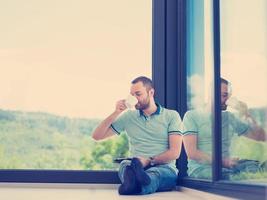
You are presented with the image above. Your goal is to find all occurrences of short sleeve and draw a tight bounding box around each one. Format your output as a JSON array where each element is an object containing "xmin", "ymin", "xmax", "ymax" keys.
[
  {"xmin": 182, "ymin": 111, "xmax": 198, "ymax": 135},
  {"xmin": 168, "ymin": 111, "xmax": 183, "ymax": 135},
  {"xmin": 110, "ymin": 111, "xmax": 129, "ymax": 135}
]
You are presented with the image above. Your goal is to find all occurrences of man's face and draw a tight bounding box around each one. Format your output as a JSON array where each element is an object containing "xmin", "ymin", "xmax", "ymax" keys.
[
  {"xmin": 221, "ymin": 82, "xmax": 231, "ymax": 110},
  {"xmin": 130, "ymin": 82, "xmax": 153, "ymax": 110}
]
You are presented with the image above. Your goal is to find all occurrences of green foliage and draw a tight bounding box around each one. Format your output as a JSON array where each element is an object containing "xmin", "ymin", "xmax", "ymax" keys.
[
  {"xmin": 230, "ymin": 171, "xmax": 267, "ymax": 182},
  {"xmin": 228, "ymin": 108, "xmax": 267, "ymax": 182},
  {"xmin": 2, "ymin": 107, "xmax": 265, "ymax": 183},
  {"xmin": 230, "ymin": 136, "xmax": 267, "ymax": 162},
  {"xmin": 0, "ymin": 109, "xmax": 129, "ymax": 170},
  {"xmin": 80, "ymin": 133, "xmax": 129, "ymax": 170}
]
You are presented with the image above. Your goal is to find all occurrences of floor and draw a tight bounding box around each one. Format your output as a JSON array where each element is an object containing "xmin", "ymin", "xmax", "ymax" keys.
[{"xmin": 0, "ymin": 184, "xmax": 236, "ymax": 200}]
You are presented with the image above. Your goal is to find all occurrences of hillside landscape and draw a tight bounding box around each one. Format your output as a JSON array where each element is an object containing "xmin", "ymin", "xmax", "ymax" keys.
[{"xmin": 0, "ymin": 109, "xmax": 129, "ymax": 170}]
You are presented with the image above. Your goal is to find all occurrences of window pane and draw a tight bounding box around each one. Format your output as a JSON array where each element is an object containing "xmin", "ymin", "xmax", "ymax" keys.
[
  {"xmin": 220, "ymin": 0, "xmax": 267, "ymax": 184},
  {"xmin": 0, "ymin": 0, "xmax": 151, "ymax": 170},
  {"xmin": 183, "ymin": 0, "xmax": 214, "ymax": 180}
]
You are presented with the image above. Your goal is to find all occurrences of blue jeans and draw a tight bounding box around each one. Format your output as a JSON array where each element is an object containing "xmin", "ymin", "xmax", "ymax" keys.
[
  {"xmin": 118, "ymin": 160, "xmax": 177, "ymax": 195},
  {"xmin": 189, "ymin": 159, "xmax": 261, "ymax": 179}
]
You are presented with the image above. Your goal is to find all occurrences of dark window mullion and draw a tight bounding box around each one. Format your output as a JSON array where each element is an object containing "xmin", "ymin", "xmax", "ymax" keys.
[
  {"xmin": 0, "ymin": 170, "xmax": 119, "ymax": 183},
  {"xmin": 212, "ymin": 0, "xmax": 222, "ymax": 182},
  {"xmin": 176, "ymin": 0, "xmax": 187, "ymax": 179},
  {"xmin": 152, "ymin": 0, "xmax": 166, "ymax": 105}
]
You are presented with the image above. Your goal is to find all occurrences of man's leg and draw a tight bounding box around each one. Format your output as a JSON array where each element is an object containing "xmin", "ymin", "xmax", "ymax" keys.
[
  {"xmin": 189, "ymin": 165, "xmax": 212, "ymax": 179},
  {"xmin": 118, "ymin": 160, "xmax": 131, "ymax": 182},
  {"xmin": 260, "ymin": 160, "xmax": 267, "ymax": 171},
  {"xmin": 189, "ymin": 165, "xmax": 235, "ymax": 180},
  {"xmin": 235, "ymin": 159, "xmax": 261, "ymax": 173},
  {"xmin": 131, "ymin": 157, "xmax": 151, "ymax": 185},
  {"xmin": 118, "ymin": 160, "xmax": 141, "ymax": 195},
  {"xmin": 139, "ymin": 165, "xmax": 177, "ymax": 195}
]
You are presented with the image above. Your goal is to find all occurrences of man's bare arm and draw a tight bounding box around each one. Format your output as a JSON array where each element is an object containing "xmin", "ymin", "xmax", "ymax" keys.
[
  {"xmin": 183, "ymin": 134, "xmax": 238, "ymax": 168},
  {"xmin": 243, "ymin": 114, "xmax": 266, "ymax": 141},
  {"xmin": 91, "ymin": 100, "xmax": 126, "ymax": 141},
  {"xmin": 138, "ymin": 134, "xmax": 183, "ymax": 167},
  {"xmin": 183, "ymin": 134, "xmax": 212, "ymax": 164}
]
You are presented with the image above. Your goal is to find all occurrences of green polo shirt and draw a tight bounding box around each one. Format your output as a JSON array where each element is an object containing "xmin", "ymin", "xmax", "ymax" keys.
[
  {"xmin": 183, "ymin": 108, "xmax": 251, "ymax": 177},
  {"xmin": 111, "ymin": 104, "xmax": 182, "ymax": 172}
]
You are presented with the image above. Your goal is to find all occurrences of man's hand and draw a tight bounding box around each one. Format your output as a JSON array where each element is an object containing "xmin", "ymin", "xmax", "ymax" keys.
[
  {"xmin": 226, "ymin": 97, "xmax": 248, "ymax": 116},
  {"xmin": 115, "ymin": 100, "xmax": 127, "ymax": 114},
  {"xmin": 237, "ymin": 101, "xmax": 249, "ymax": 116},
  {"xmin": 223, "ymin": 157, "xmax": 239, "ymax": 168},
  {"xmin": 136, "ymin": 157, "xmax": 151, "ymax": 167}
]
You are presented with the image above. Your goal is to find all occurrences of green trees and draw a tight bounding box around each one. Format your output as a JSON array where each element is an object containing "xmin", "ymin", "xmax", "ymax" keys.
[
  {"xmin": 80, "ymin": 133, "xmax": 129, "ymax": 170},
  {"xmin": 0, "ymin": 109, "xmax": 129, "ymax": 170}
]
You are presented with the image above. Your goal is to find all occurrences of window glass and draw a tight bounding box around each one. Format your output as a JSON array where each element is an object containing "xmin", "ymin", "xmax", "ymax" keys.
[
  {"xmin": 183, "ymin": 0, "xmax": 214, "ymax": 180},
  {"xmin": 220, "ymin": 0, "xmax": 267, "ymax": 184},
  {"xmin": 0, "ymin": 0, "xmax": 151, "ymax": 170}
]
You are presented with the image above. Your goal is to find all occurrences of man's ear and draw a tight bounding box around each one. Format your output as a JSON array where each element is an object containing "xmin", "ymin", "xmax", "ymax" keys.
[{"xmin": 149, "ymin": 88, "xmax": 155, "ymax": 96}]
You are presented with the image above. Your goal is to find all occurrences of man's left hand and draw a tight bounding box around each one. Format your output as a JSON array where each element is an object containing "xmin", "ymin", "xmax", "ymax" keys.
[{"xmin": 136, "ymin": 157, "xmax": 151, "ymax": 167}]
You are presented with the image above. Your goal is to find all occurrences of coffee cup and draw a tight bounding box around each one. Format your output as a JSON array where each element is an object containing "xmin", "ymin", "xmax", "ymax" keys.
[
  {"xmin": 226, "ymin": 97, "xmax": 240, "ymax": 110},
  {"xmin": 125, "ymin": 95, "xmax": 138, "ymax": 109},
  {"xmin": 226, "ymin": 97, "xmax": 248, "ymax": 115}
]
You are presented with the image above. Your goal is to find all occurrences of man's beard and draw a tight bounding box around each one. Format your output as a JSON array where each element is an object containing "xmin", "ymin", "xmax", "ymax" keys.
[
  {"xmin": 221, "ymin": 104, "xmax": 227, "ymax": 111},
  {"xmin": 135, "ymin": 98, "xmax": 150, "ymax": 111}
]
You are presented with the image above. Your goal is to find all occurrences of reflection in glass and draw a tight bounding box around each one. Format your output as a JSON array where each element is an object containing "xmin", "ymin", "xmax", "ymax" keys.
[
  {"xmin": 220, "ymin": 0, "xmax": 267, "ymax": 183},
  {"xmin": 183, "ymin": 0, "xmax": 214, "ymax": 180},
  {"xmin": 0, "ymin": 1, "xmax": 151, "ymax": 170}
]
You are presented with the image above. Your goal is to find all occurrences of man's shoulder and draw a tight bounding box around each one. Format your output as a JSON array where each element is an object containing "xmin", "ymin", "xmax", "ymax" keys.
[
  {"xmin": 125, "ymin": 110, "xmax": 139, "ymax": 117},
  {"xmin": 184, "ymin": 109, "xmax": 199, "ymax": 116},
  {"xmin": 222, "ymin": 111, "xmax": 246, "ymax": 124},
  {"xmin": 161, "ymin": 108, "xmax": 181, "ymax": 121},
  {"xmin": 117, "ymin": 110, "xmax": 138, "ymax": 120},
  {"xmin": 222, "ymin": 110, "xmax": 235, "ymax": 117},
  {"xmin": 184, "ymin": 108, "xmax": 209, "ymax": 120},
  {"xmin": 161, "ymin": 107, "xmax": 180, "ymax": 115}
]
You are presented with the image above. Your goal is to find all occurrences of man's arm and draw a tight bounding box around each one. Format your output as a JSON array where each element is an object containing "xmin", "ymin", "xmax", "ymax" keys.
[
  {"xmin": 231, "ymin": 101, "xmax": 266, "ymax": 141},
  {"xmin": 142, "ymin": 111, "xmax": 183, "ymax": 166},
  {"xmin": 151, "ymin": 134, "xmax": 183, "ymax": 164},
  {"xmin": 138, "ymin": 134, "xmax": 183, "ymax": 167},
  {"xmin": 91, "ymin": 100, "xmax": 126, "ymax": 141},
  {"xmin": 183, "ymin": 135, "xmax": 238, "ymax": 168},
  {"xmin": 243, "ymin": 114, "xmax": 266, "ymax": 141},
  {"xmin": 183, "ymin": 134, "xmax": 211, "ymax": 164}
]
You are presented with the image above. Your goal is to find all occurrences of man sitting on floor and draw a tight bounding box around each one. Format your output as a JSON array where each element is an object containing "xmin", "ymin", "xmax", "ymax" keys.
[{"xmin": 92, "ymin": 76, "xmax": 183, "ymax": 195}]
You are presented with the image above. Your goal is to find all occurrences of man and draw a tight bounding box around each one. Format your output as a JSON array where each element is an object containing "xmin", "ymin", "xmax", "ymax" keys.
[
  {"xmin": 183, "ymin": 78, "xmax": 266, "ymax": 179},
  {"xmin": 92, "ymin": 76, "xmax": 183, "ymax": 195}
]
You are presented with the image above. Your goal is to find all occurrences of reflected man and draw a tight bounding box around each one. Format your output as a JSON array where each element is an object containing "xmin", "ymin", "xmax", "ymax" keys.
[{"xmin": 183, "ymin": 78, "xmax": 266, "ymax": 179}]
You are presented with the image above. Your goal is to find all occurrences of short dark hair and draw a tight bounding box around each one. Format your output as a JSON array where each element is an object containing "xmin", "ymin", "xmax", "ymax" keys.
[
  {"xmin": 221, "ymin": 77, "xmax": 229, "ymax": 85},
  {"xmin": 221, "ymin": 77, "xmax": 232, "ymax": 94},
  {"xmin": 131, "ymin": 76, "xmax": 154, "ymax": 90}
]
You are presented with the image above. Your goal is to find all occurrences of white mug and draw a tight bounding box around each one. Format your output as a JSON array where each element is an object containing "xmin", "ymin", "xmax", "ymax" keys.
[
  {"xmin": 125, "ymin": 95, "xmax": 138, "ymax": 109},
  {"xmin": 226, "ymin": 97, "xmax": 248, "ymax": 115},
  {"xmin": 225, "ymin": 97, "xmax": 240, "ymax": 110}
]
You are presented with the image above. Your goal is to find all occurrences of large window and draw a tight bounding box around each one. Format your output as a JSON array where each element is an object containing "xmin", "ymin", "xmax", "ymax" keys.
[
  {"xmin": 0, "ymin": 1, "xmax": 266, "ymax": 198},
  {"xmin": 184, "ymin": 0, "xmax": 267, "ymax": 185},
  {"xmin": 220, "ymin": 0, "xmax": 267, "ymax": 184},
  {"xmin": 183, "ymin": 0, "xmax": 214, "ymax": 180},
  {"xmin": 181, "ymin": 0, "xmax": 266, "ymax": 198},
  {"xmin": 0, "ymin": 0, "xmax": 151, "ymax": 170}
]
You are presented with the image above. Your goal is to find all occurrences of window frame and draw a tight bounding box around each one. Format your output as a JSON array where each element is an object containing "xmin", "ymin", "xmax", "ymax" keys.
[
  {"xmin": 0, "ymin": 1, "xmax": 266, "ymax": 199},
  {"xmin": 178, "ymin": 0, "xmax": 267, "ymax": 199},
  {"xmin": 0, "ymin": 170, "xmax": 119, "ymax": 184}
]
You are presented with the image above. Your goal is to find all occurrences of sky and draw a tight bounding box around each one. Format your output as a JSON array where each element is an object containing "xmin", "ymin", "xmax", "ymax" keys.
[
  {"xmin": 220, "ymin": 0, "xmax": 267, "ymax": 108},
  {"xmin": 1, "ymin": 0, "xmax": 266, "ymax": 119},
  {"xmin": 188, "ymin": 0, "xmax": 267, "ymax": 109},
  {"xmin": 0, "ymin": 0, "xmax": 152, "ymax": 119}
]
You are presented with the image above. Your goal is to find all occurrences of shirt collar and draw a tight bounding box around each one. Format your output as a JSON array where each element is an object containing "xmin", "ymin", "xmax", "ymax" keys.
[{"xmin": 139, "ymin": 103, "xmax": 162, "ymax": 117}]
